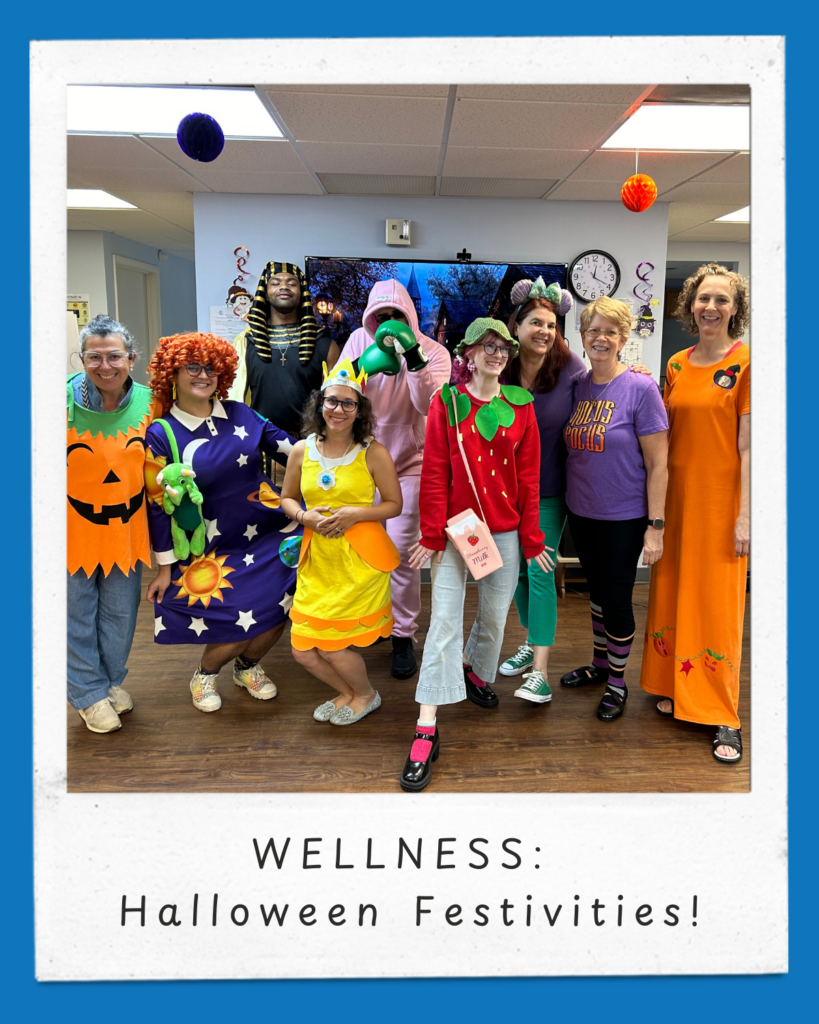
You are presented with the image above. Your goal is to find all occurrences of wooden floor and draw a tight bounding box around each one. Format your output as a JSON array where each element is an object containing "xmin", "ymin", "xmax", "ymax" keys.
[{"xmin": 67, "ymin": 576, "xmax": 750, "ymax": 793}]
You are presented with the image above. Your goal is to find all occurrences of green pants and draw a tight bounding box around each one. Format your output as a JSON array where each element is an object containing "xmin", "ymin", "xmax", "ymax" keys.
[{"xmin": 514, "ymin": 495, "xmax": 567, "ymax": 648}]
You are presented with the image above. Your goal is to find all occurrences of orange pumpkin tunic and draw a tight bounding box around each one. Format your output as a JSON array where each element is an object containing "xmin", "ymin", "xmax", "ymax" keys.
[
  {"xmin": 639, "ymin": 343, "xmax": 749, "ymax": 727},
  {"xmin": 67, "ymin": 375, "xmax": 162, "ymax": 578}
]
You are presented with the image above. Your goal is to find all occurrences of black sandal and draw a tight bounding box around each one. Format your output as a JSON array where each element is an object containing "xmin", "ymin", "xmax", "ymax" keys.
[
  {"xmin": 713, "ymin": 726, "xmax": 742, "ymax": 764},
  {"xmin": 560, "ymin": 665, "xmax": 609, "ymax": 688},
  {"xmin": 656, "ymin": 698, "xmax": 675, "ymax": 717},
  {"xmin": 597, "ymin": 684, "xmax": 628, "ymax": 721}
]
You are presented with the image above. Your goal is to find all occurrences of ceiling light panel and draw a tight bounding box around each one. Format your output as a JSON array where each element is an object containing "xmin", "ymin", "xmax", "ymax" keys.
[
  {"xmin": 67, "ymin": 86, "xmax": 283, "ymax": 139},
  {"xmin": 67, "ymin": 189, "xmax": 137, "ymax": 209},
  {"xmin": 715, "ymin": 206, "xmax": 750, "ymax": 222},
  {"xmin": 602, "ymin": 104, "xmax": 749, "ymax": 151}
]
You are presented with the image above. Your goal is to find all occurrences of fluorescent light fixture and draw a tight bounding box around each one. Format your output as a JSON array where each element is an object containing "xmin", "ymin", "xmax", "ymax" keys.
[
  {"xmin": 67, "ymin": 189, "xmax": 138, "ymax": 209},
  {"xmin": 602, "ymin": 104, "xmax": 749, "ymax": 151},
  {"xmin": 67, "ymin": 86, "xmax": 283, "ymax": 139},
  {"xmin": 715, "ymin": 206, "xmax": 750, "ymax": 222}
]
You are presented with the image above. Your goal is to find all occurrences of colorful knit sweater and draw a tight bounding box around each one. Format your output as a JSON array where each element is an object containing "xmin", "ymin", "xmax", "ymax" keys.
[{"xmin": 419, "ymin": 384, "xmax": 544, "ymax": 559}]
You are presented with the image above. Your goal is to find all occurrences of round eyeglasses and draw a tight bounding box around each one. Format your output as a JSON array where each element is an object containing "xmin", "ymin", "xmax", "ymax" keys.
[
  {"xmin": 479, "ymin": 342, "xmax": 512, "ymax": 358},
  {"xmin": 82, "ymin": 351, "xmax": 130, "ymax": 368},
  {"xmin": 322, "ymin": 396, "xmax": 359, "ymax": 413},
  {"xmin": 183, "ymin": 362, "xmax": 218, "ymax": 378},
  {"xmin": 584, "ymin": 329, "xmax": 621, "ymax": 341}
]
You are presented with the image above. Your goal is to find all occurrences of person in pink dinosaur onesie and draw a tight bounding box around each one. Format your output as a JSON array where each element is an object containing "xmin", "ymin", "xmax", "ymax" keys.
[{"xmin": 343, "ymin": 278, "xmax": 451, "ymax": 679}]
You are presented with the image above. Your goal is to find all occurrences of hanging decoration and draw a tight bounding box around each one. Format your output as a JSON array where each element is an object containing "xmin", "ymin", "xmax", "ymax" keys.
[
  {"xmin": 621, "ymin": 150, "xmax": 657, "ymax": 213},
  {"xmin": 176, "ymin": 112, "xmax": 225, "ymax": 162},
  {"xmin": 633, "ymin": 262, "xmax": 656, "ymax": 337}
]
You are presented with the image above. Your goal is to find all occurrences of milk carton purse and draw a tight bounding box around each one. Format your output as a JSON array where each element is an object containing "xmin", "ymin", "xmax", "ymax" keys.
[{"xmin": 444, "ymin": 425, "xmax": 503, "ymax": 580}]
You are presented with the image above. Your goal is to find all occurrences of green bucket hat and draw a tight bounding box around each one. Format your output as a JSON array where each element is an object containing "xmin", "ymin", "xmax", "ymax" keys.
[{"xmin": 454, "ymin": 317, "xmax": 519, "ymax": 358}]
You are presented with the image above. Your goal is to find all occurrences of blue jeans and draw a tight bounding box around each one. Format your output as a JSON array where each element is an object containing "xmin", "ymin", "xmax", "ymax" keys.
[{"xmin": 66, "ymin": 564, "xmax": 143, "ymax": 710}]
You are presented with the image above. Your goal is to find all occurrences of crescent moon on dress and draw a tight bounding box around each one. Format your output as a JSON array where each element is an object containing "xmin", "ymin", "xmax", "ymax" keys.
[
  {"xmin": 182, "ymin": 438, "xmax": 209, "ymax": 465},
  {"xmin": 279, "ymin": 519, "xmax": 299, "ymax": 534}
]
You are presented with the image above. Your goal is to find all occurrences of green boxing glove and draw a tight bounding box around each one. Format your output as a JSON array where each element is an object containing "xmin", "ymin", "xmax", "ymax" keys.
[
  {"xmin": 374, "ymin": 320, "xmax": 430, "ymax": 373},
  {"xmin": 353, "ymin": 340, "xmax": 402, "ymax": 379}
]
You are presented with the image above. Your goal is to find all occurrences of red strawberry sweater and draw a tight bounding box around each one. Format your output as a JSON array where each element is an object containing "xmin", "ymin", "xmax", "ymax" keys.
[{"xmin": 419, "ymin": 383, "xmax": 545, "ymax": 559}]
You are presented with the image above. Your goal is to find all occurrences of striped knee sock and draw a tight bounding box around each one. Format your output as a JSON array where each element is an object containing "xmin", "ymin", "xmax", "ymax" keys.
[
  {"xmin": 606, "ymin": 631, "xmax": 635, "ymax": 688},
  {"xmin": 590, "ymin": 602, "xmax": 608, "ymax": 671}
]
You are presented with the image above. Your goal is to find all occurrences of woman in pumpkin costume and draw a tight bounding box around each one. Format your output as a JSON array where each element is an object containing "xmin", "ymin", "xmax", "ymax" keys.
[
  {"xmin": 144, "ymin": 333, "xmax": 299, "ymax": 713},
  {"xmin": 67, "ymin": 315, "xmax": 162, "ymax": 734},
  {"xmin": 402, "ymin": 319, "xmax": 551, "ymax": 792},
  {"xmin": 279, "ymin": 359, "xmax": 403, "ymax": 725},
  {"xmin": 639, "ymin": 265, "xmax": 750, "ymax": 764}
]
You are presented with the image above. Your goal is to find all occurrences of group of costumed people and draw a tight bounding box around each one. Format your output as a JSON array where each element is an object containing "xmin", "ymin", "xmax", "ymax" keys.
[{"xmin": 66, "ymin": 258, "xmax": 750, "ymax": 791}]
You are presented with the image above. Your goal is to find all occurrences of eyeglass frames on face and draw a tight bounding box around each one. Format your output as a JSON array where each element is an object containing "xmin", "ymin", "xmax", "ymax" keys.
[
  {"xmin": 584, "ymin": 329, "xmax": 621, "ymax": 341},
  {"xmin": 479, "ymin": 342, "xmax": 512, "ymax": 358},
  {"xmin": 183, "ymin": 363, "xmax": 218, "ymax": 378},
  {"xmin": 82, "ymin": 351, "xmax": 130, "ymax": 368},
  {"xmin": 322, "ymin": 396, "xmax": 359, "ymax": 413}
]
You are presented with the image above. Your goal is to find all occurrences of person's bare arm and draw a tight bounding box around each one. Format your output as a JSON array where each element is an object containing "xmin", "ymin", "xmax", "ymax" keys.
[
  {"xmin": 638, "ymin": 429, "xmax": 669, "ymax": 566},
  {"xmin": 735, "ymin": 413, "xmax": 750, "ymax": 558}
]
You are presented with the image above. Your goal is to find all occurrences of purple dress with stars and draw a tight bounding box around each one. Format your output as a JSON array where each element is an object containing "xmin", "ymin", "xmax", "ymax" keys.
[{"xmin": 145, "ymin": 399, "xmax": 300, "ymax": 644}]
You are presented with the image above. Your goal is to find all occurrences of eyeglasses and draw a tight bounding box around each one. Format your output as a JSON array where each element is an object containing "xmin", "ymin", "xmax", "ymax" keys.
[
  {"xmin": 584, "ymin": 329, "xmax": 621, "ymax": 340},
  {"xmin": 82, "ymin": 351, "xmax": 130, "ymax": 368},
  {"xmin": 183, "ymin": 362, "xmax": 218, "ymax": 378},
  {"xmin": 322, "ymin": 396, "xmax": 359, "ymax": 413},
  {"xmin": 480, "ymin": 342, "xmax": 512, "ymax": 358}
]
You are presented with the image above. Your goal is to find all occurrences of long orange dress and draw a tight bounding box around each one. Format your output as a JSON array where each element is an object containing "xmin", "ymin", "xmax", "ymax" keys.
[{"xmin": 639, "ymin": 342, "xmax": 750, "ymax": 728}]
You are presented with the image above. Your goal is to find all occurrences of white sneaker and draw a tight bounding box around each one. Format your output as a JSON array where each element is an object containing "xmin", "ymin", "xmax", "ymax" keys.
[
  {"xmin": 233, "ymin": 661, "xmax": 277, "ymax": 700},
  {"xmin": 108, "ymin": 685, "xmax": 133, "ymax": 714},
  {"xmin": 79, "ymin": 698, "xmax": 122, "ymax": 733},
  {"xmin": 190, "ymin": 667, "xmax": 222, "ymax": 712},
  {"xmin": 499, "ymin": 644, "xmax": 534, "ymax": 676}
]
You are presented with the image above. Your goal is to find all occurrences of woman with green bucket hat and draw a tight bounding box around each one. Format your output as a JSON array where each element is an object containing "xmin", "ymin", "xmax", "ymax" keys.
[{"xmin": 400, "ymin": 318, "xmax": 553, "ymax": 792}]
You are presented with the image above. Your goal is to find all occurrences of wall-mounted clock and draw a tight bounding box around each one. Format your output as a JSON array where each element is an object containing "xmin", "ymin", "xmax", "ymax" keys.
[{"xmin": 568, "ymin": 250, "xmax": 620, "ymax": 302}]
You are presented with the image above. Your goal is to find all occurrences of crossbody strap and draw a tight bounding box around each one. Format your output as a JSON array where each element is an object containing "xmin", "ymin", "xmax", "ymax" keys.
[
  {"xmin": 452, "ymin": 413, "xmax": 490, "ymax": 525},
  {"xmin": 153, "ymin": 418, "xmax": 181, "ymax": 464}
]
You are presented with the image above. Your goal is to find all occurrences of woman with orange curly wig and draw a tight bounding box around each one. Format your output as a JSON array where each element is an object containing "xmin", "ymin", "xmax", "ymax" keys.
[{"xmin": 143, "ymin": 332, "xmax": 300, "ymax": 714}]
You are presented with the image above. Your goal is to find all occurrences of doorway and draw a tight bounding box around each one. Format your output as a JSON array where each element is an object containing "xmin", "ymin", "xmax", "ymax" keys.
[{"xmin": 113, "ymin": 256, "xmax": 161, "ymax": 368}]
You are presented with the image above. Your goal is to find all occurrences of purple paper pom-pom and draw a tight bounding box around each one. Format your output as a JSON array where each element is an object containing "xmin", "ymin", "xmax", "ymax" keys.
[
  {"xmin": 176, "ymin": 112, "xmax": 225, "ymax": 162},
  {"xmin": 510, "ymin": 279, "xmax": 534, "ymax": 306}
]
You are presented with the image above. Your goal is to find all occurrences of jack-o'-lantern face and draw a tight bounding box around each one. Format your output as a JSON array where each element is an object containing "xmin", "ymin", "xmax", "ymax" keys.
[
  {"xmin": 144, "ymin": 446, "xmax": 168, "ymax": 505},
  {"xmin": 653, "ymin": 637, "xmax": 671, "ymax": 657},
  {"xmin": 703, "ymin": 650, "xmax": 725, "ymax": 676},
  {"xmin": 67, "ymin": 432, "xmax": 146, "ymax": 526}
]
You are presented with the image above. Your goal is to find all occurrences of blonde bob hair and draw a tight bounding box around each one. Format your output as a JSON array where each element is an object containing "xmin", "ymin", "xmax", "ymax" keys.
[
  {"xmin": 674, "ymin": 263, "xmax": 749, "ymax": 339},
  {"xmin": 579, "ymin": 296, "xmax": 633, "ymax": 339}
]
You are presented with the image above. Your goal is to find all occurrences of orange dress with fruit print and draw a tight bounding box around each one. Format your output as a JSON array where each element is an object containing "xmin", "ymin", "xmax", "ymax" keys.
[{"xmin": 639, "ymin": 342, "xmax": 749, "ymax": 728}]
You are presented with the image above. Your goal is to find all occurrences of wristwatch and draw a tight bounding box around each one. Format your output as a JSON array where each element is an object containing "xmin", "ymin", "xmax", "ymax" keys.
[{"xmin": 647, "ymin": 518, "xmax": 665, "ymax": 529}]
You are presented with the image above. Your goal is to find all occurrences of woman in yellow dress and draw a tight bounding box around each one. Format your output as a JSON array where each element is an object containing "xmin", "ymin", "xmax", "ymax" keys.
[{"xmin": 280, "ymin": 358, "xmax": 403, "ymax": 724}]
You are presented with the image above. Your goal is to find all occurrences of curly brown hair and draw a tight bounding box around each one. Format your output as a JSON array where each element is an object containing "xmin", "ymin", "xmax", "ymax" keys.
[
  {"xmin": 505, "ymin": 298, "xmax": 572, "ymax": 394},
  {"xmin": 300, "ymin": 389, "xmax": 377, "ymax": 445},
  {"xmin": 146, "ymin": 332, "xmax": 239, "ymax": 414},
  {"xmin": 675, "ymin": 263, "xmax": 749, "ymax": 339}
]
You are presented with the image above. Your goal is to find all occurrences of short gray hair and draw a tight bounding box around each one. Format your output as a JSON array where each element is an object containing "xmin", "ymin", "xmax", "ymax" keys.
[{"xmin": 79, "ymin": 314, "xmax": 136, "ymax": 357}]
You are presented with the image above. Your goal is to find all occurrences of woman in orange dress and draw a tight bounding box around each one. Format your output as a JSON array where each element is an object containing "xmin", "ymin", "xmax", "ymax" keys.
[{"xmin": 639, "ymin": 264, "xmax": 750, "ymax": 763}]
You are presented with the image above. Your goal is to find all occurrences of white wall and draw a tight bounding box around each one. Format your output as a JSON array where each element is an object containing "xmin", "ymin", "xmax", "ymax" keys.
[
  {"xmin": 667, "ymin": 241, "xmax": 749, "ymax": 283},
  {"xmin": 67, "ymin": 231, "xmax": 108, "ymax": 321},
  {"xmin": 193, "ymin": 194, "xmax": 671, "ymax": 379}
]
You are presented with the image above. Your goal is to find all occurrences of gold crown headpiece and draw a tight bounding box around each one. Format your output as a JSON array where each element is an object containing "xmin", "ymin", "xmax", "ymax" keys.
[{"xmin": 321, "ymin": 357, "xmax": 367, "ymax": 395}]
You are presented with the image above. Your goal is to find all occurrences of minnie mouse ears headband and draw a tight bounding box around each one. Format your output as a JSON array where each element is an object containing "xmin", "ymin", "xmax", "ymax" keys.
[{"xmin": 510, "ymin": 276, "xmax": 573, "ymax": 317}]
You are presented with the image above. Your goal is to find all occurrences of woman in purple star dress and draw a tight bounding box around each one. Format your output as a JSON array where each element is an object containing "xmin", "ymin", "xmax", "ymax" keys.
[{"xmin": 144, "ymin": 332, "xmax": 300, "ymax": 713}]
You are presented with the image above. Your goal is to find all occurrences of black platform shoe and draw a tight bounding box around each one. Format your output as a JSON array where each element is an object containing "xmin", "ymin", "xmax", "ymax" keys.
[
  {"xmin": 596, "ymin": 683, "xmax": 628, "ymax": 721},
  {"xmin": 463, "ymin": 665, "xmax": 499, "ymax": 708},
  {"xmin": 400, "ymin": 727, "xmax": 440, "ymax": 792},
  {"xmin": 391, "ymin": 636, "xmax": 417, "ymax": 679}
]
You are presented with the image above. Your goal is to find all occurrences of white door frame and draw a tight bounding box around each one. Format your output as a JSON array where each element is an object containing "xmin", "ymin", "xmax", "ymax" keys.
[{"xmin": 112, "ymin": 255, "xmax": 162, "ymax": 356}]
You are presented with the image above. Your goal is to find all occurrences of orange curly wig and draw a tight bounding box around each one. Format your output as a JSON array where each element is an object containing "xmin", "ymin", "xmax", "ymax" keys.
[{"xmin": 146, "ymin": 332, "xmax": 239, "ymax": 414}]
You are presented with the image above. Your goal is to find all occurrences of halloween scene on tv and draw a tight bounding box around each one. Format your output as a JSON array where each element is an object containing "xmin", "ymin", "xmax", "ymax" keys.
[{"xmin": 65, "ymin": 83, "xmax": 750, "ymax": 793}]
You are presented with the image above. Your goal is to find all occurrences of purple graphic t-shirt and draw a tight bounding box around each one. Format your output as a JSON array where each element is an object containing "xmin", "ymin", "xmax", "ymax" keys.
[{"xmin": 564, "ymin": 369, "xmax": 668, "ymax": 520}]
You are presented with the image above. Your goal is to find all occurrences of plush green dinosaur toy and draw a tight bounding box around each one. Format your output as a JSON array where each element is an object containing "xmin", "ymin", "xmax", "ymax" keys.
[{"xmin": 153, "ymin": 419, "xmax": 206, "ymax": 561}]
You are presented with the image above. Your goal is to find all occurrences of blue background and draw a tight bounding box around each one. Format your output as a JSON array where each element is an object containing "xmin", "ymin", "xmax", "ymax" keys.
[{"xmin": 6, "ymin": 3, "xmax": 811, "ymax": 1019}]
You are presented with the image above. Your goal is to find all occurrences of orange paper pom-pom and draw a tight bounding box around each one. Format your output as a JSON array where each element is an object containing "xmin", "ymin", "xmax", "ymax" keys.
[{"xmin": 621, "ymin": 173, "xmax": 658, "ymax": 213}]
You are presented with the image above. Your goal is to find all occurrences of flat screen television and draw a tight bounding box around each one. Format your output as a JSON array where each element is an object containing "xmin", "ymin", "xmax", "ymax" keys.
[{"xmin": 305, "ymin": 257, "xmax": 567, "ymax": 353}]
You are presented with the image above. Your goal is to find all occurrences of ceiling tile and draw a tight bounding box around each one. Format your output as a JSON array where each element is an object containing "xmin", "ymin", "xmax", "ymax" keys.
[
  {"xmin": 262, "ymin": 84, "xmax": 450, "ymax": 97},
  {"xmin": 66, "ymin": 209, "xmax": 194, "ymax": 246},
  {"xmin": 546, "ymin": 180, "xmax": 625, "ymax": 201},
  {"xmin": 691, "ymin": 152, "xmax": 750, "ymax": 183},
  {"xmin": 667, "ymin": 202, "xmax": 746, "ymax": 233},
  {"xmin": 569, "ymin": 150, "xmax": 734, "ymax": 189},
  {"xmin": 456, "ymin": 85, "xmax": 649, "ymax": 104},
  {"xmin": 299, "ymin": 142, "xmax": 439, "ymax": 175},
  {"xmin": 440, "ymin": 177, "xmax": 557, "ymax": 198},
  {"xmin": 669, "ymin": 222, "xmax": 750, "ymax": 242},
  {"xmin": 448, "ymin": 98, "xmax": 633, "ymax": 149},
  {"xmin": 190, "ymin": 171, "xmax": 324, "ymax": 194},
  {"xmin": 266, "ymin": 91, "xmax": 447, "ymax": 145},
  {"xmin": 68, "ymin": 134, "xmax": 206, "ymax": 191},
  {"xmin": 148, "ymin": 137, "xmax": 306, "ymax": 175},
  {"xmin": 443, "ymin": 146, "xmax": 585, "ymax": 179},
  {"xmin": 660, "ymin": 181, "xmax": 749, "ymax": 205},
  {"xmin": 110, "ymin": 191, "xmax": 194, "ymax": 230},
  {"xmin": 318, "ymin": 173, "xmax": 435, "ymax": 196}
]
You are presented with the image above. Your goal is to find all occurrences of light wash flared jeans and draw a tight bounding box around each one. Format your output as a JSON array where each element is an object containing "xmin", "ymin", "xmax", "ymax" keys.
[{"xmin": 415, "ymin": 531, "xmax": 520, "ymax": 707}]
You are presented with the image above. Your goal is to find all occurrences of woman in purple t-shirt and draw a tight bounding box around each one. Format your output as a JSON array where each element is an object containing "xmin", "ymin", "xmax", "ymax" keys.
[{"xmin": 562, "ymin": 296, "xmax": 668, "ymax": 722}]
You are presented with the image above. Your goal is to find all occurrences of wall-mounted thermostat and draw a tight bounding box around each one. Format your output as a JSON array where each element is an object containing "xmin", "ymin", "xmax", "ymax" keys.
[{"xmin": 386, "ymin": 219, "xmax": 412, "ymax": 246}]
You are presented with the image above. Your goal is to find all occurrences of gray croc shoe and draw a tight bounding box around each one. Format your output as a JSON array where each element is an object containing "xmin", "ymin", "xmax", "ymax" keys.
[
  {"xmin": 330, "ymin": 691, "xmax": 381, "ymax": 726},
  {"xmin": 313, "ymin": 700, "xmax": 339, "ymax": 722}
]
